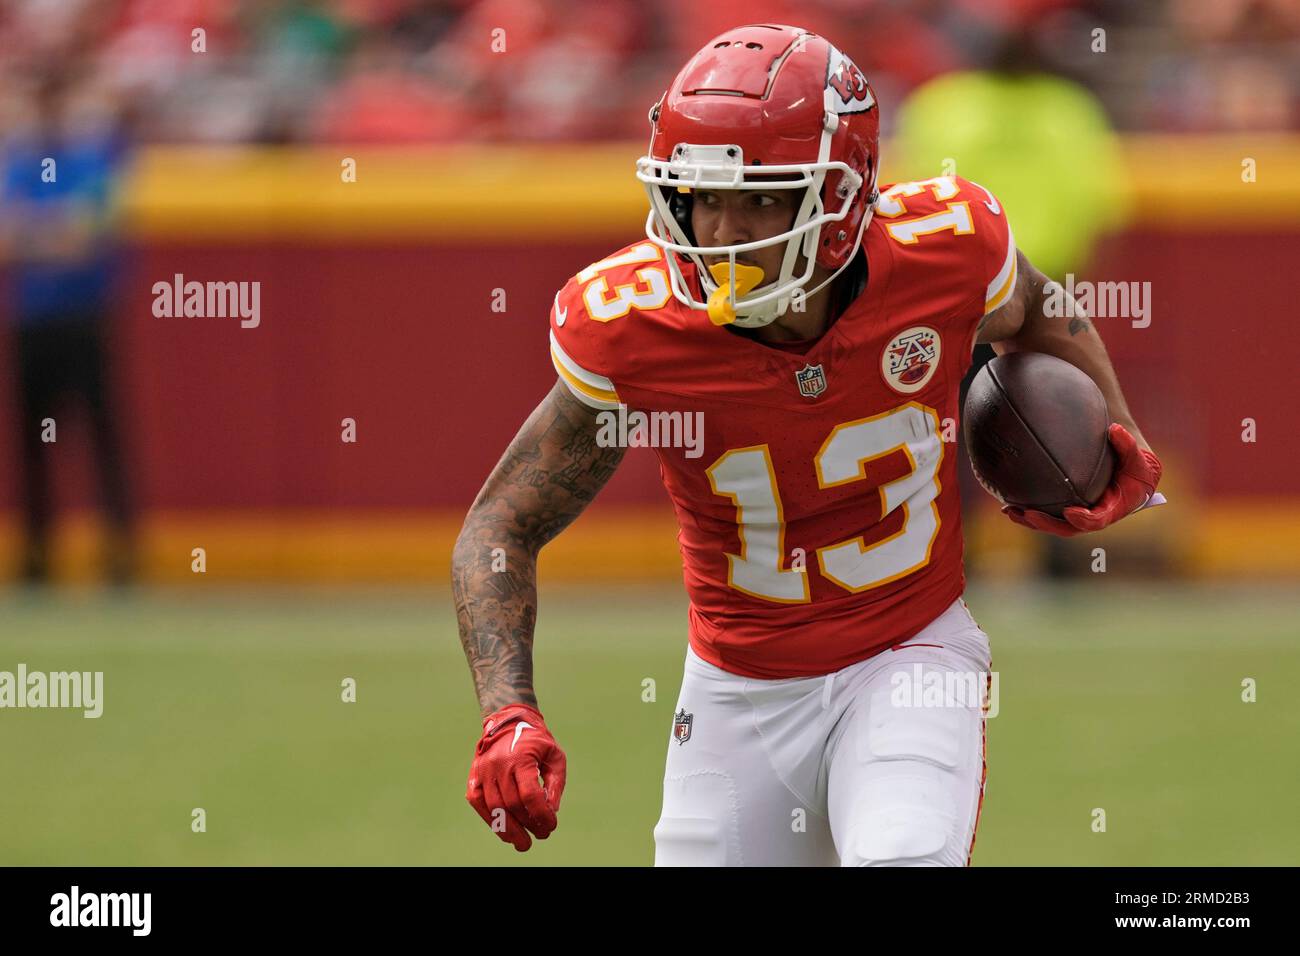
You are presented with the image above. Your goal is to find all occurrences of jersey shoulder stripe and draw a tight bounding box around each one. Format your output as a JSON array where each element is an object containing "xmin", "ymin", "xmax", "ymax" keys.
[
  {"xmin": 549, "ymin": 327, "xmax": 621, "ymax": 409},
  {"xmin": 984, "ymin": 220, "xmax": 1017, "ymax": 314}
]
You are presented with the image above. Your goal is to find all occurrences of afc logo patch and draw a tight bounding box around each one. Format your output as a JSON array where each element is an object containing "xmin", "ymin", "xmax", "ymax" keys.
[
  {"xmin": 672, "ymin": 708, "xmax": 693, "ymax": 745},
  {"xmin": 795, "ymin": 363, "xmax": 827, "ymax": 399},
  {"xmin": 882, "ymin": 326, "xmax": 941, "ymax": 394}
]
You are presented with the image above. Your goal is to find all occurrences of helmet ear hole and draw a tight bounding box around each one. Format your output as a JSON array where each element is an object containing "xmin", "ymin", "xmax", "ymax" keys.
[{"xmin": 667, "ymin": 187, "xmax": 697, "ymax": 244}]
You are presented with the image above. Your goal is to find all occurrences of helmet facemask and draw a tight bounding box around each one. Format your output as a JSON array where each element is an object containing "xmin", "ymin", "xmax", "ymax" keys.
[{"xmin": 638, "ymin": 138, "xmax": 865, "ymax": 328}]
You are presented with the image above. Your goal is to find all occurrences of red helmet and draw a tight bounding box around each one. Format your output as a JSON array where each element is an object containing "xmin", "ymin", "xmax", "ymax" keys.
[{"xmin": 636, "ymin": 24, "xmax": 880, "ymax": 327}]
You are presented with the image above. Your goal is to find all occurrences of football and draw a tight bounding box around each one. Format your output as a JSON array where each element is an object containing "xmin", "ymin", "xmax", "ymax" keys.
[{"xmin": 962, "ymin": 352, "xmax": 1115, "ymax": 517}]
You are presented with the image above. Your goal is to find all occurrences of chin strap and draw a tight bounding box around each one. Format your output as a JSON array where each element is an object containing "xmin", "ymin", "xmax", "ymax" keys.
[
  {"xmin": 756, "ymin": 203, "xmax": 874, "ymax": 323},
  {"xmin": 793, "ymin": 204, "xmax": 874, "ymax": 307}
]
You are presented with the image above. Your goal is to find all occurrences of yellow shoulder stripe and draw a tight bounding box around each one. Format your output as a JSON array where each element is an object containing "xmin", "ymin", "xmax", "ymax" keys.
[{"xmin": 550, "ymin": 345, "xmax": 620, "ymax": 406}]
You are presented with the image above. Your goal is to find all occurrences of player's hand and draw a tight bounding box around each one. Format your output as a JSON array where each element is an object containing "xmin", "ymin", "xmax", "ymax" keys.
[
  {"xmin": 1002, "ymin": 424, "xmax": 1163, "ymax": 537},
  {"xmin": 465, "ymin": 703, "xmax": 566, "ymax": 852}
]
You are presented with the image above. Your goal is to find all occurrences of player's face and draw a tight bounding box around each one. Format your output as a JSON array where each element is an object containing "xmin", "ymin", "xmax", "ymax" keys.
[{"xmin": 691, "ymin": 187, "xmax": 802, "ymax": 286}]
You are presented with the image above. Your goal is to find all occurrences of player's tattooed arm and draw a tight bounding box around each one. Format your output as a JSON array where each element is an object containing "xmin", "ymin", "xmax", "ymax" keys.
[
  {"xmin": 975, "ymin": 248, "xmax": 1150, "ymax": 451},
  {"xmin": 452, "ymin": 380, "xmax": 626, "ymax": 718}
]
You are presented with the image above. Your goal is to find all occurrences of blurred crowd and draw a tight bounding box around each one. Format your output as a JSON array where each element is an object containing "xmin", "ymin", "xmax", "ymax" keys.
[{"xmin": 0, "ymin": 0, "xmax": 1297, "ymax": 145}]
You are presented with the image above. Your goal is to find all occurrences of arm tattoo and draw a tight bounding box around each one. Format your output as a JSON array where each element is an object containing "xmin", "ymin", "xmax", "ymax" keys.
[
  {"xmin": 1023, "ymin": 255, "xmax": 1092, "ymax": 337},
  {"xmin": 452, "ymin": 382, "xmax": 626, "ymax": 718}
]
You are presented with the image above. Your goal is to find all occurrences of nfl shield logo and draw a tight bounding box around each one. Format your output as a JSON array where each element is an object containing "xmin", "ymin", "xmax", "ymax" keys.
[
  {"xmin": 795, "ymin": 363, "xmax": 827, "ymax": 398},
  {"xmin": 672, "ymin": 708, "xmax": 693, "ymax": 745}
]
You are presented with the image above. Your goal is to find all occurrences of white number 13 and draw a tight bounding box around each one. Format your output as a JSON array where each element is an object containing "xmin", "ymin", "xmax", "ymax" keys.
[{"xmin": 706, "ymin": 403, "xmax": 943, "ymax": 603}]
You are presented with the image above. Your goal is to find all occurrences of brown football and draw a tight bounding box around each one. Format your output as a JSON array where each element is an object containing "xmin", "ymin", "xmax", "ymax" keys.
[{"xmin": 962, "ymin": 352, "xmax": 1115, "ymax": 517}]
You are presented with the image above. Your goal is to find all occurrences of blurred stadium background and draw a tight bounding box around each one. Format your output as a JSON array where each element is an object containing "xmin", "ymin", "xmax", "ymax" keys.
[{"xmin": 0, "ymin": 0, "xmax": 1297, "ymax": 865}]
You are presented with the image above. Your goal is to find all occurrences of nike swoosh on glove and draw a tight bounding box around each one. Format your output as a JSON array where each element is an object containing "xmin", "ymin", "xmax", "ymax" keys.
[
  {"xmin": 466, "ymin": 703, "xmax": 566, "ymax": 852},
  {"xmin": 1002, "ymin": 423, "xmax": 1163, "ymax": 538}
]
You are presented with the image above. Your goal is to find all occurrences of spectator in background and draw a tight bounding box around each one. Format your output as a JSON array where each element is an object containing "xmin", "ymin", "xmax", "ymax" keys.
[
  {"xmin": 0, "ymin": 70, "xmax": 136, "ymax": 586},
  {"xmin": 1148, "ymin": 0, "xmax": 1300, "ymax": 131},
  {"xmin": 314, "ymin": 26, "xmax": 477, "ymax": 142},
  {"xmin": 894, "ymin": 26, "xmax": 1128, "ymax": 278}
]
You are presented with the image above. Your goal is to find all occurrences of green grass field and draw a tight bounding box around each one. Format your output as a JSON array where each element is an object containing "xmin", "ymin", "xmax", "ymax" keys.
[{"xmin": 1, "ymin": 580, "xmax": 1296, "ymax": 866}]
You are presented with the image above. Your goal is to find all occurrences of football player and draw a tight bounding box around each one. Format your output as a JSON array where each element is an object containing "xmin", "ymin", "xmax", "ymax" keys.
[{"xmin": 454, "ymin": 23, "xmax": 1163, "ymax": 865}]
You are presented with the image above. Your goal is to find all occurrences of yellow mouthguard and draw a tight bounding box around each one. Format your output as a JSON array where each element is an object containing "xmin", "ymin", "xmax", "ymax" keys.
[{"xmin": 706, "ymin": 261, "xmax": 765, "ymax": 326}]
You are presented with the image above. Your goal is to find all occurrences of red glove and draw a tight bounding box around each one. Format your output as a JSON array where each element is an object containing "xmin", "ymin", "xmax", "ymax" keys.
[
  {"xmin": 466, "ymin": 703, "xmax": 566, "ymax": 852},
  {"xmin": 1002, "ymin": 423, "xmax": 1163, "ymax": 537}
]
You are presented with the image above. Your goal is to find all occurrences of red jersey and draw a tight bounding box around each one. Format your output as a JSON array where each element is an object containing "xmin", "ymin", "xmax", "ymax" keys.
[{"xmin": 548, "ymin": 176, "xmax": 1018, "ymax": 678}]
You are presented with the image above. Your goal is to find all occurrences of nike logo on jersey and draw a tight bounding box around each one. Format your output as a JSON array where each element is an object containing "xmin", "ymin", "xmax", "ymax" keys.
[
  {"xmin": 554, "ymin": 293, "xmax": 567, "ymax": 326},
  {"xmin": 511, "ymin": 721, "xmax": 533, "ymax": 752},
  {"xmin": 976, "ymin": 183, "xmax": 1001, "ymax": 214}
]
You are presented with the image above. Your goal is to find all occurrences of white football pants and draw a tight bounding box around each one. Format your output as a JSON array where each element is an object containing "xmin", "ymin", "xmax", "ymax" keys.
[{"xmin": 654, "ymin": 596, "xmax": 992, "ymax": 866}]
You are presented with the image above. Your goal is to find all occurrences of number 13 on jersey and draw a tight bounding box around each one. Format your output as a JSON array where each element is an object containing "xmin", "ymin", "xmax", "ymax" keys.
[{"xmin": 706, "ymin": 403, "xmax": 944, "ymax": 603}]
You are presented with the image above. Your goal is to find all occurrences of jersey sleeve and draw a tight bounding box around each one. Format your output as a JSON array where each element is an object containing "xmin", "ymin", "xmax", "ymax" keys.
[
  {"xmin": 547, "ymin": 271, "xmax": 624, "ymax": 411},
  {"xmin": 958, "ymin": 177, "xmax": 1018, "ymax": 316}
]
